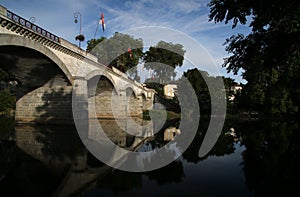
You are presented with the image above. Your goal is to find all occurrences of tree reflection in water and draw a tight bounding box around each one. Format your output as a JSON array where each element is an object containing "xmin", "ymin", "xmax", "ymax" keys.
[
  {"xmin": 0, "ymin": 116, "xmax": 299, "ymax": 196},
  {"xmin": 240, "ymin": 120, "xmax": 300, "ymax": 196},
  {"xmin": 94, "ymin": 119, "xmax": 300, "ymax": 196}
]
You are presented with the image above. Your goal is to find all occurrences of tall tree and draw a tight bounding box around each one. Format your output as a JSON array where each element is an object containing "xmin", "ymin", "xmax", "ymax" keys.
[
  {"xmin": 208, "ymin": 0, "xmax": 300, "ymax": 115},
  {"xmin": 143, "ymin": 41, "xmax": 185, "ymax": 83},
  {"xmin": 86, "ymin": 32, "xmax": 143, "ymax": 73},
  {"xmin": 183, "ymin": 68, "xmax": 211, "ymax": 115},
  {"xmin": 0, "ymin": 67, "xmax": 15, "ymax": 114},
  {"xmin": 86, "ymin": 37, "xmax": 106, "ymax": 53}
]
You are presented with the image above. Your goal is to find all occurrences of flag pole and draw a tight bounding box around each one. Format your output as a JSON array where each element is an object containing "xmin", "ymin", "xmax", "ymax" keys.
[{"xmin": 93, "ymin": 18, "xmax": 100, "ymax": 39}]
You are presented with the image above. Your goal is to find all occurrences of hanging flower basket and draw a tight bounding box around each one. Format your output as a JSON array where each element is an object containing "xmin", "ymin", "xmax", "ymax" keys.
[{"xmin": 75, "ymin": 34, "xmax": 85, "ymax": 41}]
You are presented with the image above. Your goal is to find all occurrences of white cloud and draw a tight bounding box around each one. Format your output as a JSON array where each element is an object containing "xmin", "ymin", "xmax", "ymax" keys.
[
  {"xmin": 0, "ymin": 0, "xmax": 249, "ymax": 83},
  {"xmin": 165, "ymin": 0, "xmax": 204, "ymax": 14}
]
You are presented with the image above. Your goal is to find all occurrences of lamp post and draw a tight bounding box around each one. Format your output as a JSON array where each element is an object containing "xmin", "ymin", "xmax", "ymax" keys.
[{"xmin": 74, "ymin": 12, "xmax": 84, "ymax": 48}]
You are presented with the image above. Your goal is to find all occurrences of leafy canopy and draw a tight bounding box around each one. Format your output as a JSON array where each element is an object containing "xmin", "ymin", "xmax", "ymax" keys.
[
  {"xmin": 208, "ymin": 0, "xmax": 300, "ymax": 115},
  {"xmin": 87, "ymin": 36, "xmax": 186, "ymax": 83},
  {"xmin": 86, "ymin": 32, "xmax": 143, "ymax": 73},
  {"xmin": 143, "ymin": 41, "xmax": 185, "ymax": 83}
]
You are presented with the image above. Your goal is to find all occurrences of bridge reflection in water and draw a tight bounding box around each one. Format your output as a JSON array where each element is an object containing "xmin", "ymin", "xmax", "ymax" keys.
[
  {"xmin": 13, "ymin": 118, "xmax": 154, "ymax": 196},
  {"xmin": 3, "ymin": 119, "xmax": 299, "ymax": 196}
]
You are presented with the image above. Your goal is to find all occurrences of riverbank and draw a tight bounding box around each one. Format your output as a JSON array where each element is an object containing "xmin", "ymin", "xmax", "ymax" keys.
[{"xmin": 143, "ymin": 110, "xmax": 180, "ymax": 121}]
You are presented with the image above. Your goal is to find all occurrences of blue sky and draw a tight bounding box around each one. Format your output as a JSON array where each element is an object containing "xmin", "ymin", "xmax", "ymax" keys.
[{"xmin": 1, "ymin": 0, "xmax": 250, "ymax": 83}]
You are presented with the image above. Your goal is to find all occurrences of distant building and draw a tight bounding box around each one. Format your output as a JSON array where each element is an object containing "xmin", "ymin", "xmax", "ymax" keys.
[
  {"xmin": 230, "ymin": 84, "xmax": 242, "ymax": 94},
  {"xmin": 164, "ymin": 84, "xmax": 177, "ymax": 99},
  {"xmin": 228, "ymin": 84, "xmax": 243, "ymax": 101}
]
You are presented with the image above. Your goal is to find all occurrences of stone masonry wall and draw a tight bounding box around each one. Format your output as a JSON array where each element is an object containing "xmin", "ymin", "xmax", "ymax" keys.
[
  {"xmin": 15, "ymin": 85, "xmax": 73, "ymax": 124},
  {"xmin": 91, "ymin": 91, "xmax": 125, "ymax": 118},
  {"xmin": 127, "ymin": 95, "xmax": 142, "ymax": 117},
  {"xmin": 89, "ymin": 91, "xmax": 143, "ymax": 119}
]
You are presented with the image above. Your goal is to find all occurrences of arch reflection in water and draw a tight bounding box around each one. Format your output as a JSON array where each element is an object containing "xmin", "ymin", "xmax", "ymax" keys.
[
  {"xmin": 87, "ymin": 118, "xmax": 155, "ymax": 170},
  {"xmin": 164, "ymin": 127, "xmax": 181, "ymax": 141},
  {"xmin": 13, "ymin": 118, "xmax": 153, "ymax": 196},
  {"xmin": 88, "ymin": 118, "xmax": 154, "ymax": 150},
  {"xmin": 15, "ymin": 119, "xmax": 153, "ymax": 169},
  {"xmin": 15, "ymin": 124, "xmax": 87, "ymax": 173}
]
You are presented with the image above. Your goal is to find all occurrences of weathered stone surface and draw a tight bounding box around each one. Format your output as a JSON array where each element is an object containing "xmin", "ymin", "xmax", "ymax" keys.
[{"xmin": 15, "ymin": 85, "xmax": 73, "ymax": 124}]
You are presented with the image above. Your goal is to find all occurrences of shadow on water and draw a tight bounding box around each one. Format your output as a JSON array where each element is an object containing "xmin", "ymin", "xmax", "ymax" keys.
[
  {"xmin": 239, "ymin": 120, "xmax": 300, "ymax": 196},
  {"xmin": 15, "ymin": 124, "xmax": 86, "ymax": 173},
  {"xmin": 0, "ymin": 116, "xmax": 156, "ymax": 196},
  {"xmin": 1, "ymin": 92, "xmax": 300, "ymax": 197},
  {"xmin": 0, "ymin": 140, "xmax": 61, "ymax": 196},
  {"xmin": 0, "ymin": 124, "xmax": 78, "ymax": 196},
  {"xmin": 84, "ymin": 118, "xmax": 300, "ymax": 196},
  {"xmin": 180, "ymin": 119, "xmax": 237, "ymax": 163},
  {"xmin": 0, "ymin": 116, "xmax": 15, "ymax": 140}
]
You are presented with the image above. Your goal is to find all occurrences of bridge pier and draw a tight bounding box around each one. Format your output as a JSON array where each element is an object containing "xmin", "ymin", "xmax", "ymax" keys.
[
  {"xmin": 15, "ymin": 75, "xmax": 74, "ymax": 125},
  {"xmin": 14, "ymin": 75, "xmax": 153, "ymax": 125},
  {"xmin": 72, "ymin": 77, "xmax": 89, "ymax": 139},
  {"xmin": 89, "ymin": 89, "xmax": 128, "ymax": 119},
  {"xmin": 90, "ymin": 88, "xmax": 145, "ymax": 119}
]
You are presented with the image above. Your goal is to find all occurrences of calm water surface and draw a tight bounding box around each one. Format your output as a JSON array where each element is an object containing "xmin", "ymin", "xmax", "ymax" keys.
[{"xmin": 0, "ymin": 117, "xmax": 299, "ymax": 196}]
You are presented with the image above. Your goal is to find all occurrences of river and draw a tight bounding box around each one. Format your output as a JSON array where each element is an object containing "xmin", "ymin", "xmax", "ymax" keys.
[{"xmin": 0, "ymin": 117, "xmax": 299, "ymax": 196}]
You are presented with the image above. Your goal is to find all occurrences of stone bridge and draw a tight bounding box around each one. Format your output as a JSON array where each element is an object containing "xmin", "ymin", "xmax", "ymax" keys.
[{"xmin": 0, "ymin": 5, "xmax": 155, "ymax": 124}]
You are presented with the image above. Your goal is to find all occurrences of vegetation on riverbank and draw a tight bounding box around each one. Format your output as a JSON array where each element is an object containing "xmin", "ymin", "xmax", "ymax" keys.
[
  {"xmin": 208, "ymin": 0, "xmax": 300, "ymax": 117},
  {"xmin": 0, "ymin": 89, "xmax": 15, "ymax": 117}
]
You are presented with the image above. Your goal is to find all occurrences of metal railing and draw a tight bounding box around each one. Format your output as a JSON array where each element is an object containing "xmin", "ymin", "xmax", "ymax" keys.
[{"xmin": 6, "ymin": 10, "xmax": 59, "ymax": 43}]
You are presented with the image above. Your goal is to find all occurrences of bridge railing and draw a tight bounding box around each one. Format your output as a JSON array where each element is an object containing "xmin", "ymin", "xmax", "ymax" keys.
[{"xmin": 6, "ymin": 10, "xmax": 60, "ymax": 43}]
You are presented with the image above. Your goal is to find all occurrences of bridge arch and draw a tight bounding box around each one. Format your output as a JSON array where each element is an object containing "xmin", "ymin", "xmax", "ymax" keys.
[
  {"xmin": 0, "ymin": 34, "xmax": 76, "ymax": 124},
  {"xmin": 0, "ymin": 33, "xmax": 73, "ymax": 85},
  {"xmin": 141, "ymin": 93, "xmax": 147, "ymax": 110},
  {"xmin": 85, "ymin": 69, "xmax": 119, "ymax": 95},
  {"xmin": 125, "ymin": 86, "xmax": 142, "ymax": 117},
  {"xmin": 124, "ymin": 84, "xmax": 138, "ymax": 98},
  {"xmin": 125, "ymin": 134, "xmax": 136, "ymax": 148},
  {"xmin": 141, "ymin": 92, "xmax": 147, "ymax": 99},
  {"xmin": 87, "ymin": 70, "xmax": 121, "ymax": 119}
]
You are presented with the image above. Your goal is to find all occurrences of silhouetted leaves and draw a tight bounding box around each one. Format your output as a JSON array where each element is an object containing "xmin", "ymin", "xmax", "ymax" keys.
[
  {"xmin": 208, "ymin": 0, "xmax": 300, "ymax": 116},
  {"xmin": 143, "ymin": 41, "xmax": 185, "ymax": 83}
]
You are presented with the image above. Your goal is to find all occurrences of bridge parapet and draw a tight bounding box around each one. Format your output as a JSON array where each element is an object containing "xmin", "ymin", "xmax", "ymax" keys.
[
  {"xmin": 5, "ymin": 9, "xmax": 59, "ymax": 43},
  {"xmin": 0, "ymin": 5, "xmax": 98, "ymax": 62}
]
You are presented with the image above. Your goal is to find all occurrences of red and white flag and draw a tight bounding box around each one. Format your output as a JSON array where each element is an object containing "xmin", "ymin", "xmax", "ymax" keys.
[
  {"xmin": 99, "ymin": 13, "xmax": 106, "ymax": 32},
  {"xmin": 127, "ymin": 47, "xmax": 132, "ymax": 59}
]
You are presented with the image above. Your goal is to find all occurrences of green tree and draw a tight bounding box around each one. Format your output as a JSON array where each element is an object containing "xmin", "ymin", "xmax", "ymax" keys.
[
  {"xmin": 144, "ymin": 81, "xmax": 164, "ymax": 96},
  {"xmin": 0, "ymin": 67, "xmax": 15, "ymax": 115},
  {"xmin": 208, "ymin": 0, "xmax": 300, "ymax": 115},
  {"xmin": 222, "ymin": 77, "xmax": 235, "ymax": 92},
  {"xmin": 0, "ymin": 89, "xmax": 15, "ymax": 114},
  {"xmin": 143, "ymin": 41, "xmax": 185, "ymax": 83},
  {"xmin": 86, "ymin": 32, "xmax": 144, "ymax": 73},
  {"xmin": 0, "ymin": 68, "xmax": 9, "ymax": 82},
  {"xmin": 86, "ymin": 37, "xmax": 106, "ymax": 53},
  {"xmin": 183, "ymin": 68, "xmax": 211, "ymax": 115}
]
